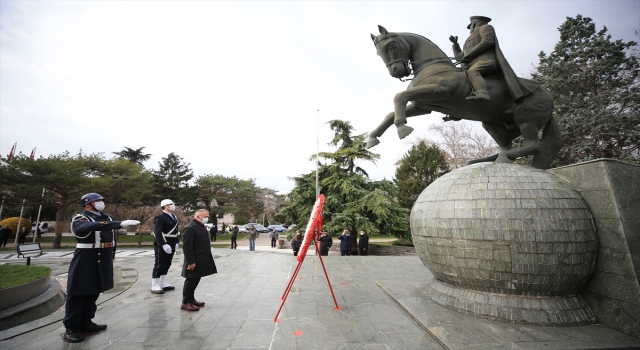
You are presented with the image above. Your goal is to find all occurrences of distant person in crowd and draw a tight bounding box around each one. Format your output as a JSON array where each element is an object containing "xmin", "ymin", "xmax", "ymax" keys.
[
  {"xmin": 247, "ymin": 225, "xmax": 258, "ymax": 251},
  {"xmin": 209, "ymin": 223, "xmax": 218, "ymax": 242},
  {"xmin": 63, "ymin": 193, "xmax": 140, "ymax": 343},
  {"xmin": 151, "ymin": 199, "xmax": 180, "ymax": 295},
  {"xmin": 0, "ymin": 225, "xmax": 11, "ymax": 247},
  {"xmin": 291, "ymin": 230, "xmax": 303, "ymax": 256},
  {"xmin": 338, "ymin": 229, "xmax": 352, "ymax": 256},
  {"xmin": 18, "ymin": 226, "xmax": 28, "ymax": 244},
  {"xmin": 269, "ymin": 228, "xmax": 279, "ymax": 248},
  {"xmin": 319, "ymin": 230, "xmax": 332, "ymax": 256},
  {"xmin": 230, "ymin": 225, "xmax": 238, "ymax": 249},
  {"xmin": 358, "ymin": 230, "xmax": 369, "ymax": 256},
  {"xmin": 181, "ymin": 209, "xmax": 217, "ymax": 312}
]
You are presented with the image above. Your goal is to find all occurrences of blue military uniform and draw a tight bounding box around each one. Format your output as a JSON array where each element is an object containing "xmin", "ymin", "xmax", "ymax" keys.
[
  {"xmin": 152, "ymin": 211, "xmax": 180, "ymax": 279},
  {"xmin": 63, "ymin": 210, "xmax": 121, "ymax": 329}
]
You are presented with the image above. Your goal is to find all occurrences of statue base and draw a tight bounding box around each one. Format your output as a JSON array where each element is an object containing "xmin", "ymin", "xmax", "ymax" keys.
[{"xmin": 427, "ymin": 278, "xmax": 596, "ymax": 326}]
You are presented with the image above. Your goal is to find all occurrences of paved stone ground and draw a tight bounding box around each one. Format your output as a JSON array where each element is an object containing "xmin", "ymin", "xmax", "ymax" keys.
[{"xmin": 0, "ymin": 237, "xmax": 638, "ymax": 349}]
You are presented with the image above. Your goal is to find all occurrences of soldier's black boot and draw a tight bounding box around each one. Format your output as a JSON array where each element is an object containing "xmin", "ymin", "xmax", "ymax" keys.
[
  {"xmin": 64, "ymin": 328, "xmax": 84, "ymax": 343},
  {"xmin": 83, "ymin": 320, "xmax": 107, "ymax": 332}
]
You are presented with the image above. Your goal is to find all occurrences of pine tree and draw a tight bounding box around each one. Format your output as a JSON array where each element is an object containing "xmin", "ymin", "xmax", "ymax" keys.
[
  {"xmin": 151, "ymin": 153, "xmax": 196, "ymax": 207},
  {"xmin": 112, "ymin": 147, "xmax": 152, "ymax": 167},
  {"xmin": 394, "ymin": 142, "xmax": 450, "ymax": 209},
  {"xmin": 532, "ymin": 15, "xmax": 640, "ymax": 165},
  {"xmin": 278, "ymin": 120, "xmax": 409, "ymax": 242}
]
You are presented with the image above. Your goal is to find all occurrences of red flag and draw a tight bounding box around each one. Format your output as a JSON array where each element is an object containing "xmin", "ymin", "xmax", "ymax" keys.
[
  {"xmin": 7, "ymin": 142, "xmax": 16, "ymax": 161},
  {"xmin": 30, "ymin": 147, "xmax": 36, "ymax": 159}
]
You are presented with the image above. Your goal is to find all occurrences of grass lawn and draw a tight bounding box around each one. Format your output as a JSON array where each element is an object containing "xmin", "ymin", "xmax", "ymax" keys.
[{"xmin": 0, "ymin": 264, "xmax": 52, "ymax": 290}]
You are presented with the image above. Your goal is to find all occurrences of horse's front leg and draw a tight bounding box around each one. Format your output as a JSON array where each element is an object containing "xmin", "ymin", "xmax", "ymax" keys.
[
  {"xmin": 367, "ymin": 105, "xmax": 432, "ymax": 148},
  {"xmin": 393, "ymin": 84, "xmax": 448, "ymax": 139}
]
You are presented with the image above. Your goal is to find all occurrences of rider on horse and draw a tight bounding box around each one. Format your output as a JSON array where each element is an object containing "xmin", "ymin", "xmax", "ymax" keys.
[{"xmin": 450, "ymin": 16, "xmax": 524, "ymax": 102}]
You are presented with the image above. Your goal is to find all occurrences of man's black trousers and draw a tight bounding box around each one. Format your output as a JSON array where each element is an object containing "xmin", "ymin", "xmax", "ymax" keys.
[
  {"xmin": 63, "ymin": 293, "xmax": 100, "ymax": 329},
  {"xmin": 183, "ymin": 277, "xmax": 201, "ymax": 303},
  {"xmin": 152, "ymin": 240, "xmax": 175, "ymax": 278}
]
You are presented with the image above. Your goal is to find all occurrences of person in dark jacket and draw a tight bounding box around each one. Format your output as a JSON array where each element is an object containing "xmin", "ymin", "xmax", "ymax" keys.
[
  {"xmin": 151, "ymin": 199, "xmax": 180, "ymax": 294},
  {"xmin": 63, "ymin": 193, "xmax": 140, "ymax": 343},
  {"xmin": 247, "ymin": 225, "xmax": 258, "ymax": 251},
  {"xmin": 338, "ymin": 229, "xmax": 352, "ymax": 256},
  {"xmin": 291, "ymin": 230, "xmax": 303, "ymax": 256},
  {"xmin": 0, "ymin": 226, "xmax": 11, "ymax": 247},
  {"xmin": 209, "ymin": 223, "xmax": 217, "ymax": 242},
  {"xmin": 318, "ymin": 230, "xmax": 332, "ymax": 256},
  {"xmin": 358, "ymin": 230, "xmax": 369, "ymax": 256},
  {"xmin": 230, "ymin": 225, "xmax": 239, "ymax": 249},
  {"xmin": 181, "ymin": 209, "xmax": 217, "ymax": 312},
  {"xmin": 17, "ymin": 226, "xmax": 28, "ymax": 244}
]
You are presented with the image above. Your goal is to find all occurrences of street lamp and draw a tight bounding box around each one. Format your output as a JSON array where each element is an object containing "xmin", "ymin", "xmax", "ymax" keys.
[{"xmin": 112, "ymin": 174, "xmax": 130, "ymax": 242}]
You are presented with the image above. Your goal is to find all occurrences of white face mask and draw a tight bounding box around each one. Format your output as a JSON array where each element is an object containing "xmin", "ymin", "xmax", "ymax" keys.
[
  {"xmin": 168, "ymin": 204, "xmax": 176, "ymax": 211},
  {"xmin": 93, "ymin": 201, "xmax": 105, "ymax": 211},
  {"xmin": 201, "ymin": 217, "xmax": 209, "ymax": 224}
]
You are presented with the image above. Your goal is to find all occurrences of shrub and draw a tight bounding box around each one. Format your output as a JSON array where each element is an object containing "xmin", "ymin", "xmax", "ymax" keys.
[
  {"xmin": 392, "ymin": 238, "xmax": 414, "ymax": 247},
  {"xmin": 0, "ymin": 217, "xmax": 33, "ymax": 240}
]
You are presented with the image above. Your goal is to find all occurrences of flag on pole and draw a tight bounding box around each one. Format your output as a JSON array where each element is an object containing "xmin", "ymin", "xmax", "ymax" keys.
[
  {"xmin": 7, "ymin": 142, "xmax": 16, "ymax": 160},
  {"xmin": 30, "ymin": 147, "xmax": 36, "ymax": 159}
]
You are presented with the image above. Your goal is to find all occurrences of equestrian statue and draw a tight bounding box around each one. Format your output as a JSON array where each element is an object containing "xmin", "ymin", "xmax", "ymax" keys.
[{"xmin": 367, "ymin": 17, "xmax": 561, "ymax": 169}]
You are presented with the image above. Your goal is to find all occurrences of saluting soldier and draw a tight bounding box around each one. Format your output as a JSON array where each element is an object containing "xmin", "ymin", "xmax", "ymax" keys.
[
  {"xmin": 63, "ymin": 193, "xmax": 140, "ymax": 343},
  {"xmin": 151, "ymin": 199, "xmax": 180, "ymax": 294}
]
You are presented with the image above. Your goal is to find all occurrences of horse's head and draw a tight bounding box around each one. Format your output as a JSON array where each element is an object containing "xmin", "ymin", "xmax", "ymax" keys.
[{"xmin": 371, "ymin": 25, "xmax": 411, "ymax": 79}]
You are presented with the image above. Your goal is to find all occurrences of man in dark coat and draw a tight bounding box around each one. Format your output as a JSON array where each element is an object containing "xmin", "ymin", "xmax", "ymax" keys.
[
  {"xmin": 18, "ymin": 226, "xmax": 29, "ymax": 244},
  {"xmin": 358, "ymin": 230, "xmax": 370, "ymax": 256},
  {"xmin": 338, "ymin": 229, "xmax": 352, "ymax": 256},
  {"xmin": 209, "ymin": 223, "xmax": 217, "ymax": 242},
  {"xmin": 151, "ymin": 199, "xmax": 180, "ymax": 294},
  {"xmin": 63, "ymin": 193, "xmax": 140, "ymax": 343},
  {"xmin": 230, "ymin": 225, "xmax": 238, "ymax": 249},
  {"xmin": 181, "ymin": 209, "xmax": 217, "ymax": 311},
  {"xmin": 291, "ymin": 230, "xmax": 302, "ymax": 256},
  {"xmin": 0, "ymin": 226, "xmax": 11, "ymax": 247},
  {"xmin": 318, "ymin": 230, "xmax": 332, "ymax": 256}
]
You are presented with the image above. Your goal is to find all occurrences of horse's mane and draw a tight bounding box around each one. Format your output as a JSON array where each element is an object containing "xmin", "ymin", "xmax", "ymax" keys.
[{"xmin": 397, "ymin": 32, "xmax": 449, "ymax": 58}]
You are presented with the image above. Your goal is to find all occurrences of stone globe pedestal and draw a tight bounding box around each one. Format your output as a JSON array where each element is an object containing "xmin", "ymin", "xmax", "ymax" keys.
[{"xmin": 411, "ymin": 163, "xmax": 598, "ymax": 326}]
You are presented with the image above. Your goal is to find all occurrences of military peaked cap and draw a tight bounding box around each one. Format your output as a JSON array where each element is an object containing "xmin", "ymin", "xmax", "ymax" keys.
[{"xmin": 467, "ymin": 16, "xmax": 492, "ymax": 29}]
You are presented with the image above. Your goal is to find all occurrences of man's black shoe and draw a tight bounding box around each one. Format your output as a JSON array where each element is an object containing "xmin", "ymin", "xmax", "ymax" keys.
[
  {"xmin": 151, "ymin": 289, "xmax": 164, "ymax": 294},
  {"xmin": 162, "ymin": 286, "xmax": 175, "ymax": 291},
  {"xmin": 64, "ymin": 328, "xmax": 84, "ymax": 343},
  {"xmin": 83, "ymin": 321, "xmax": 107, "ymax": 332}
]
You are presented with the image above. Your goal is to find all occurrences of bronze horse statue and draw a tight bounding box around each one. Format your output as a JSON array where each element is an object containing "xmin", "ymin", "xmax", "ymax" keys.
[{"xmin": 367, "ymin": 26, "xmax": 561, "ymax": 169}]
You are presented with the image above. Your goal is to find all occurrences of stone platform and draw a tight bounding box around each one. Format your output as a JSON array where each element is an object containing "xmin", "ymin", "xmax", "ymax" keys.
[{"xmin": 0, "ymin": 248, "xmax": 638, "ymax": 349}]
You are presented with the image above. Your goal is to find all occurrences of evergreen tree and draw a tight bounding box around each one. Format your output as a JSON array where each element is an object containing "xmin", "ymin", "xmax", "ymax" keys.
[
  {"xmin": 151, "ymin": 153, "xmax": 196, "ymax": 208},
  {"xmin": 113, "ymin": 147, "xmax": 152, "ymax": 167},
  {"xmin": 278, "ymin": 120, "xmax": 409, "ymax": 242},
  {"xmin": 532, "ymin": 15, "xmax": 640, "ymax": 166},
  {"xmin": 0, "ymin": 152, "xmax": 148, "ymax": 248},
  {"xmin": 194, "ymin": 174, "xmax": 263, "ymax": 223},
  {"xmin": 394, "ymin": 142, "xmax": 450, "ymax": 209}
]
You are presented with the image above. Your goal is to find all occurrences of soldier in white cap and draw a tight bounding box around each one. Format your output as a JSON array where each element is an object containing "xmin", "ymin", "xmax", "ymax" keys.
[{"xmin": 151, "ymin": 199, "xmax": 180, "ymax": 294}]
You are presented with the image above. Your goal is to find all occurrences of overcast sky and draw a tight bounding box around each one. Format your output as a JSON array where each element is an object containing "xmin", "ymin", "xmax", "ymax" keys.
[{"xmin": 1, "ymin": 0, "xmax": 638, "ymax": 193}]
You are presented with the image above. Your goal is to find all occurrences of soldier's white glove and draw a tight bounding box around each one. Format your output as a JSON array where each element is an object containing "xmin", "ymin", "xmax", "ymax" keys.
[
  {"xmin": 120, "ymin": 220, "xmax": 140, "ymax": 227},
  {"xmin": 162, "ymin": 244, "xmax": 172, "ymax": 254},
  {"xmin": 175, "ymin": 243, "xmax": 179, "ymax": 252}
]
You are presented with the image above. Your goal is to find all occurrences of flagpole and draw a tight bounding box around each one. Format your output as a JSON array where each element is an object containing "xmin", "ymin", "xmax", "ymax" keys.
[
  {"xmin": 33, "ymin": 188, "xmax": 45, "ymax": 242},
  {"xmin": 13, "ymin": 199, "xmax": 25, "ymax": 246},
  {"xmin": 316, "ymin": 109, "xmax": 320, "ymax": 198}
]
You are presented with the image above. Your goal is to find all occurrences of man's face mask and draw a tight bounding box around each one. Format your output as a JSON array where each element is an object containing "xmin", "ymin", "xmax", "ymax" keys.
[{"xmin": 93, "ymin": 201, "xmax": 105, "ymax": 211}]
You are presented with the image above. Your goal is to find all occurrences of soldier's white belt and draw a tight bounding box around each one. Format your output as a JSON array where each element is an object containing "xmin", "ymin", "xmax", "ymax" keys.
[
  {"xmin": 76, "ymin": 242, "xmax": 114, "ymax": 249},
  {"xmin": 163, "ymin": 233, "xmax": 178, "ymax": 238}
]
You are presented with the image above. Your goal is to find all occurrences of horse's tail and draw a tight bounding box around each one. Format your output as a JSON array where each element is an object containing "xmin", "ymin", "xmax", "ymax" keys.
[{"xmin": 531, "ymin": 116, "xmax": 561, "ymax": 169}]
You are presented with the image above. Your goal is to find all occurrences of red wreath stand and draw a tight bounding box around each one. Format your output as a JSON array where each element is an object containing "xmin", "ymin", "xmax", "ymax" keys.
[{"xmin": 274, "ymin": 194, "xmax": 340, "ymax": 322}]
